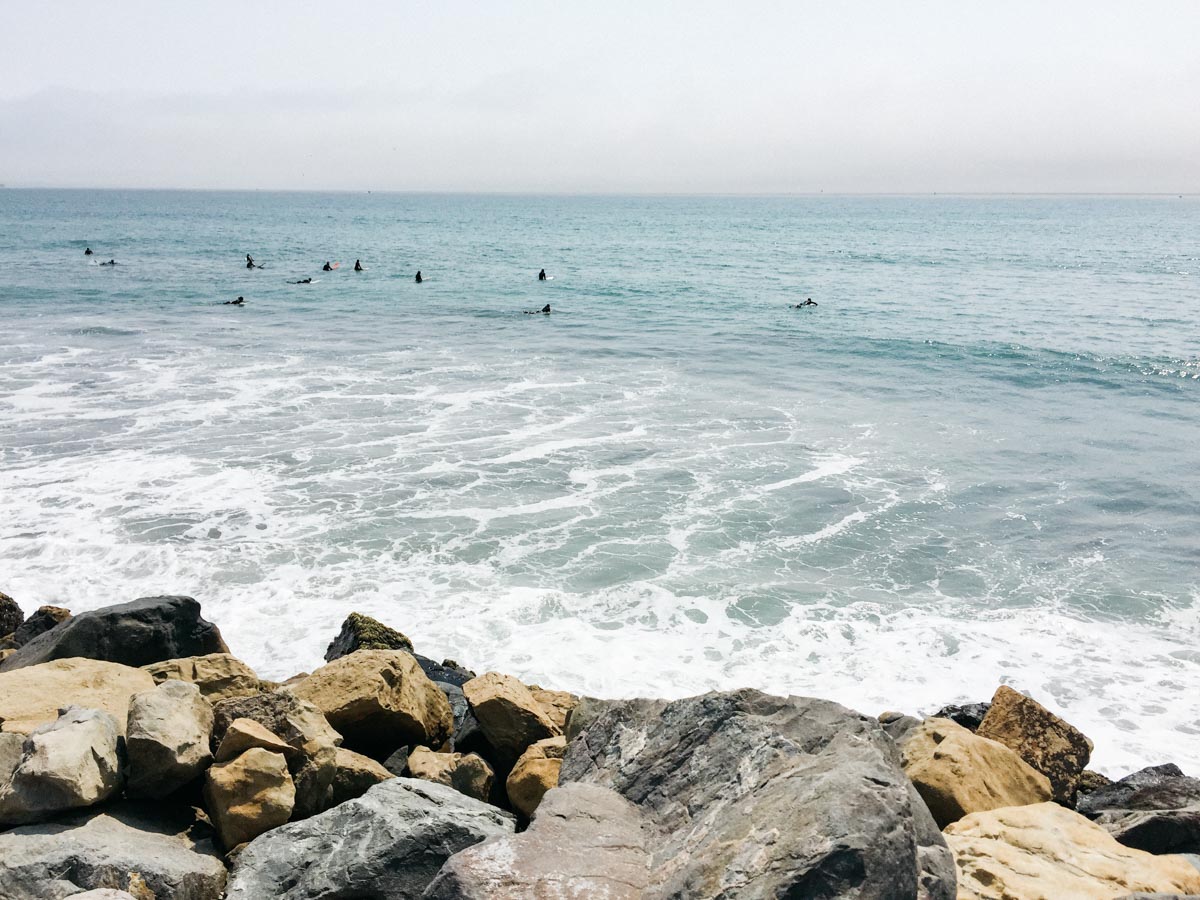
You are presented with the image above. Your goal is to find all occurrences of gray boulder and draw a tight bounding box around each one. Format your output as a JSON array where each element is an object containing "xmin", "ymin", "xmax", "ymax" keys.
[
  {"xmin": 426, "ymin": 782, "xmax": 652, "ymax": 899},
  {"xmin": 560, "ymin": 689, "xmax": 956, "ymax": 899},
  {"xmin": 931, "ymin": 701, "xmax": 992, "ymax": 731},
  {"xmin": 126, "ymin": 680, "xmax": 214, "ymax": 798},
  {"xmin": 0, "ymin": 596, "xmax": 226, "ymax": 672},
  {"xmin": 211, "ymin": 690, "xmax": 340, "ymax": 819},
  {"xmin": 1078, "ymin": 764, "xmax": 1200, "ymax": 855},
  {"xmin": 0, "ymin": 802, "xmax": 226, "ymax": 899},
  {"xmin": 0, "ymin": 707, "xmax": 122, "ymax": 827},
  {"xmin": 0, "ymin": 731, "xmax": 24, "ymax": 782},
  {"xmin": 67, "ymin": 891, "xmax": 140, "ymax": 899},
  {"xmin": 225, "ymin": 778, "xmax": 514, "ymax": 899},
  {"xmin": 10, "ymin": 606, "xmax": 71, "ymax": 647}
]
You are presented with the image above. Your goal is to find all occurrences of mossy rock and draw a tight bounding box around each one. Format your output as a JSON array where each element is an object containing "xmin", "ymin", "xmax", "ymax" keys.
[{"xmin": 324, "ymin": 612, "xmax": 414, "ymax": 662}]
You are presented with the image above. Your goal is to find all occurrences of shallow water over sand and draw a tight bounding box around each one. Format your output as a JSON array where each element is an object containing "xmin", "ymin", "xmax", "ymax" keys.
[{"xmin": 1, "ymin": 190, "xmax": 1198, "ymax": 771}]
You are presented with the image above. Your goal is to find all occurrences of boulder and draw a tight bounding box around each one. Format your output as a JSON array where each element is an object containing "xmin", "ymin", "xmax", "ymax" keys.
[
  {"xmin": 1, "ymin": 731, "xmax": 25, "ymax": 781},
  {"xmin": 0, "ymin": 658, "xmax": 155, "ymax": 736},
  {"xmin": 879, "ymin": 710, "xmax": 923, "ymax": 743},
  {"xmin": 0, "ymin": 707, "xmax": 123, "ymax": 827},
  {"xmin": 323, "ymin": 612, "xmax": 412, "ymax": 662},
  {"xmin": 383, "ymin": 746, "xmax": 410, "ymax": 776},
  {"xmin": 561, "ymin": 689, "xmax": 956, "ymax": 899},
  {"xmin": 436, "ymin": 681, "xmax": 471, "ymax": 735},
  {"xmin": 506, "ymin": 736, "xmax": 566, "ymax": 817},
  {"xmin": 945, "ymin": 802, "xmax": 1200, "ymax": 899},
  {"xmin": 1079, "ymin": 768, "xmax": 1115, "ymax": 794},
  {"xmin": 10, "ymin": 605, "xmax": 71, "ymax": 647},
  {"xmin": 213, "ymin": 717, "xmax": 292, "ymax": 763},
  {"xmin": 530, "ymin": 687, "xmax": 579, "ymax": 732},
  {"xmin": 68, "ymin": 891, "xmax": 139, "ymax": 899},
  {"xmin": 211, "ymin": 691, "xmax": 340, "ymax": 819},
  {"xmin": 900, "ymin": 717, "xmax": 1052, "ymax": 827},
  {"xmin": 1077, "ymin": 764, "xmax": 1200, "ymax": 855},
  {"xmin": 287, "ymin": 650, "xmax": 451, "ymax": 759},
  {"xmin": 203, "ymin": 748, "xmax": 295, "ymax": 849},
  {"xmin": 329, "ymin": 747, "xmax": 393, "ymax": 806},
  {"xmin": 0, "ymin": 596, "xmax": 227, "ymax": 672},
  {"xmin": 461, "ymin": 673, "xmax": 561, "ymax": 768},
  {"xmin": 415, "ymin": 655, "xmax": 476, "ymax": 687},
  {"xmin": 932, "ymin": 701, "xmax": 992, "ymax": 731},
  {"xmin": 143, "ymin": 653, "xmax": 261, "ymax": 703},
  {"xmin": 426, "ymin": 782, "xmax": 652, "ymax": 899},
  {"xmin": 406, "ymin": 746, "xmax": 494, "ymax": 802},
  {"xmin": 976, "ymin": 685, "xmax": 1092, "ymax": 804},
  {"xmin": 224, "ymin": 778, "xmax": 514, "ymax": 900},
  {"xmin": 125, "ymin": 680, "xmax": 214, "ymax": 798},
  {"xmin": 0, "ymin": 590, "xmax": 23, "ymax": 636},
  {"xmin": 563, "ymin": 695, "xmax": 616, "ymax": 741},
  {"xmin": 0, "ymin": 802, "xmax": 226, "ymax": 899}
]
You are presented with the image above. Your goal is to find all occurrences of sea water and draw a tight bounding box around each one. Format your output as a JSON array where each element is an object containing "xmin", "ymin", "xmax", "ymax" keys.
[{"xmin": 1, "ymin": 189, "xmax": 1197, "ymax": 772}]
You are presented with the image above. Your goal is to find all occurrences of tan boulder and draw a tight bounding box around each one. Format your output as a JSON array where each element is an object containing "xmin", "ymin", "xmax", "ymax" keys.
[
  {"xmin": 945, "ymin": 802, "xmax": 1200, "ymax": 900},
  {"xmin": 0, "ymin": 658, "xmax": 155, "ymax": 735},
  {"xmin": 287, "ymin": 650, "xmax": 452, "ymax": 757},
  {"xmin": 900, "ymin": 717, "xmax": 1052, "ymax": 827},
  {"xmin": 329, "ymin": 747, "xmax": 394, "ymax": 806},
  {"xmin": 505, "ymin": 736, "xmax": 566, "ymax": 817},
  {"xmin": 125, "ymin": 680, "xmax": 214, "ymax": 798},
  {"xmin": 462, "ymin": 673, "xmax": 561, "ymax": 766},
  {"xmin": 530, "ymin": 687, "xmax": 579, "ymax": 732},
  {"xmin": 215, "ymin": 717, "xmax": 293, "ymax": 763},
  {"xmin": 203, "ymin": 748, "xmax": 295, "ymax": 849},
  {"xmin": 407, "ymin": 746, "xmax": 495, "ymax": 802},
  {"xmin": 977, "ymin": 685, "xmax": 1092, "ymax": 804},
  {"xmin": 143, "ymin": 653, "xmax": 262, "ymax": 703}
]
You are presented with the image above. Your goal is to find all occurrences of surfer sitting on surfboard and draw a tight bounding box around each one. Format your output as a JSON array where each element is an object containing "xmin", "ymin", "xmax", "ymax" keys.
[
  {"xmin": 323, "ymin": 262, "xmax": 333, "ymax": 271},
  {"xmin": 538, "ymin": 268, "xmax": 547, "ymax": 281},
  {"xmin": 415, "ymin": 270, "xmax": 423, "ymax": 283},
  {"xmin": 354, "ymin": 259, "xmax": 363, "ymax": 271}
]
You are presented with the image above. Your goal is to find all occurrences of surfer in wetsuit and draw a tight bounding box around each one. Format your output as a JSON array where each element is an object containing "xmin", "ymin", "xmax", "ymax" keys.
[
  {"xmin": 354, "ymin": 259, "xmax": 363, "ymax": 271},
  {"xmin": 291, "ymin": 277, "xmax": 313, "ymax": 284},
  {"xmin": 525, "ymin": 303, "xmax": 551, "ymax": 314},
  {"xmin": 415, "ymin": 271, "xmax": 423, "ymax": 283},
  {"xmin": 246, "ymin": 254, "xmax": 255, "ymax": 268},
  {"xmin": 100, "ymin": 259, "xmax": 117, "ymax": 266},
  {"xmin": 538, "ymin": 268, "xmax": 546, "ymax": 281},
  {"xmin": 84, "ymin": 248, "xmax": 93, "ymax": 256},
  {"xmin": 791, "ymin": 298, "xmax": 818, "ymax": 308},
  {"xmin": 322, "ymin": 262, "xmax": 333, "ymax": 272},
  {"xmin": 224, "ymin": 296, "xmax": 245, "ymax": 306}
]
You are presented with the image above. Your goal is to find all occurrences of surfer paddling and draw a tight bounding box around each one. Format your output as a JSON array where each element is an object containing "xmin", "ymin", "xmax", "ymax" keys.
[
  {"xmin": 524, "ymin": 303, "xmax": 551, "ymax": 315},
  {"xmin": 791, "ymin": 298, "xmax": 818, "ymax": 308}
]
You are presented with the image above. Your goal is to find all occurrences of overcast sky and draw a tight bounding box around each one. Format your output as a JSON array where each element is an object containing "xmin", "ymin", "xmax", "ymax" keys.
[{"xmin": 2, "ymin": 2, "xmax": 1197, "ymax": 193}]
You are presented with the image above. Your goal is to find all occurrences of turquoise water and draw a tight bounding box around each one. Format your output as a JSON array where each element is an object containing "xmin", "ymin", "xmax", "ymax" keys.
[{"xmin": 1, "ymin": 189, "xmax": 1198, "ymax": 770}]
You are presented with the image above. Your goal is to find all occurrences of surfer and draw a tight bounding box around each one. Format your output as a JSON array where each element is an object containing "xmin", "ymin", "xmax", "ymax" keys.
[
  {"xmin": 322, "ymin": 262, "xmax": 333, "ymax": 272},
  {"xmin": 791, "ymin": 298, "xmax": 818, "ymax": 308},
  {"xmin": 415, "ymin": 271, "xmax": 423, "ymax": 283},
  {"xmin": 538, "ymin": 268, "xmax": 547, "ymax": 281},
  {"xmin": 224, "ymin": 296, "xmax": 245, "ymax": 306},
  {"xmin": 100, "ymin": 259, "xmax": 118, "ymax": 266},
  {"xmin": 246, "ymin": 254, "xmax": 255, "ymax": 267},
  {"xmin": 354, "ymin": 259, "xmax": 363, "ymax": 271},
  {"xmin": 524, "ymin": 303, "xmax": 551, "ymax": 314},
  {"xmin": 84, "ymin": 248, "xmax": 93, "ymax": 256},
  {"xmin": 291, "ymin": 277, "xmax": 313, "ymax": 284}
]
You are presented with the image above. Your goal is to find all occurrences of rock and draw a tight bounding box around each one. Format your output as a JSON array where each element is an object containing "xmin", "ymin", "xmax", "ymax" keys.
[
  {"xmin": 932, "ymin": 701, "xmax": 992, "ymax": 731},
  {"xmin": 224, "ymin": 778, "xmax": 514, "ymax": 900},
  {"xmin": 383, "ymin": 746, "xmax": 410, "ymax": 776},
  {"xmin": 562, "ymin": 689, "xmax": 956, "ymax": 899},
  {"xmin": 143, "ymin": 653, "xmax": 261, "ymax": 703},
  {"xmin": 0, "ymin": 658, "xmax": 156, "ymax": 736},
  {"xmin": 125, "ymin": 680, "xmax": 214, "ymax": 798},
  {"xmin": 211, "ymin": 691, "xmax": 340, "ymax": 819},
  {"xmin": 0, "ymin": 590, "xmax": 23, "ymax": 636},
  {"xmin": 506, "ymin": 736, "xmax": 566, "ymax": 817},
  {"xmin": 976, "ymin": 685, "xmax": 1093, "ymax": 804},
  {"xmin": 69, "ymin": 891, "xmax": 139, "ymax": 899},
  {"xmin": 436, "ymin": 681, "xmax": 470, "ymax": 734},
  {"xmin": 406, "ymin": 746, "xmax": 494, "ymax": 803},
  {"xmin": 945, "ymin": 802, "xmax": 1200, "ymax": 899},
  {"xmin": 461, "ymin": 673, "xmax": 561, "ymax": 769},
  {"xmin": 426, "ymin": 782, "xmax": 652, "ymax": 899},
  {"xmin": 330, "ymin": 747, "xmax": 393, "ymax": 806},
  {"xmin": 1079, "ymin": 768, "xmax": 1115, "ymax": 794},
  {"xmin": 530, "ymin": 687, "xmax": 579, "ymax": 732},
  {"xmin": 323, "ymin": 611, "xmax": 413, "ymax": 662},
  {"xmin": 213, "ymin": 717, "xmax": 292, "ymax": 763},
  {"xmin": 0, "ymin": 707, "xmax": 123, "ymax": 827},
  {"xmin": 287, "ymin": 649, "xmax": 451, "ymax": 759},
  {"xmin": 900, "ymin": 717, "xmax": 1052, "ymax": 827},
  {"xmin": 0, "ymin": 801, "xmax": 226, "ymax": 899},
  {"xmin": 879, "ymin": 710, "xmax": 923, "ymax": 743},
  {"xmin": 415, "ymin": 654, "xmax": 476, "ymax": 687},
  {"xmin": 563, "ymin": 695, "xmax": 616, "ymax": 741},
  {"xmin": 1, "ymin": 731, "xmax": 25, "ymax": 781},
  {"xmin": 1078, "ymin": 764, "xmax": 1200, "ymax": 855},
  {"xmin": 203, "ymin": 748, "xmax": 295, "ymax": 849},
  {"xmin": 10, "ymin": 605, "xmax": 71, "ymax": 647},
  {"xmin": 0, "ymin": 596, "xmax": 227, "ymax": 672}
]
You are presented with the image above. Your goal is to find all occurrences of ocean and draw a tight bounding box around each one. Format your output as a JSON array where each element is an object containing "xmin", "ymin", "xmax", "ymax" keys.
[{"xmin": 1, "ymin": 189, "xmax": 1197, "ymax": 772}]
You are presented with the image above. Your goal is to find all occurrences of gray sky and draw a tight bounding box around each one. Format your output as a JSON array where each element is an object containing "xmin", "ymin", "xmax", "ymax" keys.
[{"xmin": 2, "ymin": 1, "xmax": 1197, "ymax": 192}]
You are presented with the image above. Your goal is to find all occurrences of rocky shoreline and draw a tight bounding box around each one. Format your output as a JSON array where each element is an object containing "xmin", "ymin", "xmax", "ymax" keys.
[{"xmin": 0, "ymin": 591, "xmax": 1197, "ymax": 899}]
